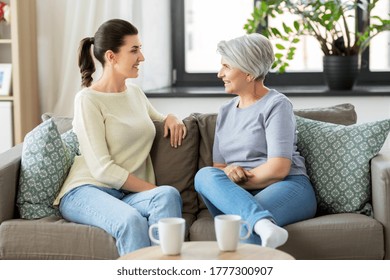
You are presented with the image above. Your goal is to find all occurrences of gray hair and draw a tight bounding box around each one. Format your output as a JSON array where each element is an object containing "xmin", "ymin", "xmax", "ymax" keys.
[{"xmin": 217, "ymin": 33, "xmax": 274, "ymax": 81}]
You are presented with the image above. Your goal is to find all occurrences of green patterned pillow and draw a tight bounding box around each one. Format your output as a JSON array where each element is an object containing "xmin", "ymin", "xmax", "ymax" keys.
[
  {"xmin": 61, "ymin": 129, "xmax": 80, "ymax": 159},
  {"xmin": 17, "ymin": 119, "xmax": 76, "ymax": 219},
  {"xmin": 296, "ymin": 116, "xmax": 390, "ymax": 216}
]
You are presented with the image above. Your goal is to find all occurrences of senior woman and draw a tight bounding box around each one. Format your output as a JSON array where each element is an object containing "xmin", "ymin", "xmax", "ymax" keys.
[{"xmin": 194, "ymin": 33, "xmax": 317, "ymax": 248}]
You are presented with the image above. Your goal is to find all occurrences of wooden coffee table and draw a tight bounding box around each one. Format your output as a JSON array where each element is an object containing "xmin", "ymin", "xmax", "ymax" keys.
[{"xmin": 118, "ymin": 241, "xmax": 294, "ymax": 260}]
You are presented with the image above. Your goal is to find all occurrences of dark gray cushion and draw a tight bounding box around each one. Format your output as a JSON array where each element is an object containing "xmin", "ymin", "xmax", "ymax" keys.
[
  {"xmin": 293, "ymin": 103, "xmax": 357, "ymax": 125},
  {"xmin": 191, "ymin": 113, "xmax": 217, "ymax": 169},
  {"xmin": 150, "ymin": 116, "xmax": 200, "ymax": 233}
]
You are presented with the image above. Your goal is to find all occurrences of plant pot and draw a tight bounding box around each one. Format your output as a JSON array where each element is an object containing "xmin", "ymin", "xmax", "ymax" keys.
[{"xmin": 323, "ymin": 55, "xmax": 361, "ymax": 90}]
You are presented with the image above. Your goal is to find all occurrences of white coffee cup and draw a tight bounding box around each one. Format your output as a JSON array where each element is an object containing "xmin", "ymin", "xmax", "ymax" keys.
[
  {"xmin": 214, "ymin": 214, "xmax": 250, "ymax": 251},
  {"xmin": 148, "ymin": 217, "xmax": 185, "ymax": 255}
]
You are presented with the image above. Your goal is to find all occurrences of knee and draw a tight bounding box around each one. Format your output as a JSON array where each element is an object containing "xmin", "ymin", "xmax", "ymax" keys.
[
  {"xmin": 194, "ymin": 166, "xmax": 219, "ymax": 193},
  {"xmin": 117, "ymin": 210, "xmax": 148, "ymax": 233},
  {"xmin": 156, "ymin": 185, "xmax": 182, "ymax": 205}
]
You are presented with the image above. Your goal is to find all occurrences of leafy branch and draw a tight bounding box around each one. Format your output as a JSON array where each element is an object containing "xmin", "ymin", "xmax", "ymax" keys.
[{"xmin": 244, "ymin": 0, "xmax": 390, "ymax": 73}]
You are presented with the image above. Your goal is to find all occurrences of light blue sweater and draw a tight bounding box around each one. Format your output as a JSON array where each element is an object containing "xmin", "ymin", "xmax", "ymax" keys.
[{"xmin": 213, "ymin": 89, "xmax": 307, "ymax": 177}]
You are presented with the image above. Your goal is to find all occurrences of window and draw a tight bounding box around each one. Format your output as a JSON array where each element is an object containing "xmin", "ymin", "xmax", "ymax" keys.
[
  {"xmin": 370, "ymin": 1, "xmax": 390, "ymax": 71},
  {"xmin": 171, "ymin": 0, "xmax": 390, "ymax": 87},
  {"xmin": 184, "ymin": 0, "xmax": 253, "ymax": 73}
]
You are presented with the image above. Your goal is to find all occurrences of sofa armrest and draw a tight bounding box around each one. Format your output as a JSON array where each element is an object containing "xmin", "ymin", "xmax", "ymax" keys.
[
  {"xmin": 0, "ymin": 144, "xmax": 23, "ymax": 224},
  {"xmin": 371, "ymin": 149, "xmax": 390, "ymax": 260}
]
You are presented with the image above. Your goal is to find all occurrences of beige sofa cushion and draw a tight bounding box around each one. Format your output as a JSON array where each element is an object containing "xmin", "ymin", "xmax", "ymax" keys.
[
  {"xmin": 0, "ymin": 216, "xmax": 119, "ymax": 260},
  {"xmin": 280, "ymin": 213, "xmax": 384, "ymax": 260},
  {"xmin": 190, "ymin": 211, "xmax": 384, "ymax": 260}
]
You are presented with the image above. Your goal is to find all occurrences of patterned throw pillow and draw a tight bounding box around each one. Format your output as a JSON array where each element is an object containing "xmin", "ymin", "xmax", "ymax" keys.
[
  {"xmin": 296, "ymin": 116, "xmax": 390, "ymax": 216},
  {"xmin": 61, "ymin": 129, "xmax": 80, "ymax": 159},
  {"xmin": 17, "ymin": 119, "xmax": 76, "ymax": 219}
]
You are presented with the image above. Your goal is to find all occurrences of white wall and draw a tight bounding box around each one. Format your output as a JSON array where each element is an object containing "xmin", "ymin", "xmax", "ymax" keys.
[{"xmin": 36, "ymin": 0, "xmax": 171, "ymax": 116}]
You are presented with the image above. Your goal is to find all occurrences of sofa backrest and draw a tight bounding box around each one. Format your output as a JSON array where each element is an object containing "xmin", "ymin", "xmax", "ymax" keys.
[
  {"xmin": 190, "ymin": 113, "xmax": 218, "ymax": 169},
  {"xmin": 1, "ymin": 103, "xmax": 358, "ymax": 221},
  {"xmin": 41, "ymin": 113, "xmax": 73, "ymax": 134},
  {"xmin": 293, "ymin": 103, "xmax": 357, "ymax": 125}
]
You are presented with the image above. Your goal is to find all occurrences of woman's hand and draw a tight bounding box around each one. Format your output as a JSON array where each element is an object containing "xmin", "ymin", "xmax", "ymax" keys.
[
  {"xmin": 242, "ymin": 158, "xmax": 291, "ymax": 190},
  {"xmin": 223, "ymin": 164, "xmax": 254, "ymax": 184},
  {"xmin": 164, "ymin": 114, "xmax": 187, "ymax": 148}
]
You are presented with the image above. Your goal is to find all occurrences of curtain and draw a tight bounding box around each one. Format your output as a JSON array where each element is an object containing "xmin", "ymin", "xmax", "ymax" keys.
[{"xmin": 36, "ymin": 0, "xmax": 171, "ymax": 116}]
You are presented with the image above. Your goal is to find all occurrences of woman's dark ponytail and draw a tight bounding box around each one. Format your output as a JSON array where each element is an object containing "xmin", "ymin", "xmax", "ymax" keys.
[
  {"xmin": 78, "ymin": 37, "xmax": 95, "ymax": 87},
  {"xmin": 77, "ymin": 19, "xmax": 138, "ymax": 87}
]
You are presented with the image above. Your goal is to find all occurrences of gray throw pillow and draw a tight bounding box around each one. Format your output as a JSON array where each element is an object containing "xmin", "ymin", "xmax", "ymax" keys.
[
  {"xmin": 17, "ymin": 119, "xmax": 77, "ymax": 219},
  {"xmin": 296, "ymin": 116, "xmax": 390, "ymax": 216},
  {"xmin": 61, "ymin": 129, "xmax": 80, "ymax": 158}
]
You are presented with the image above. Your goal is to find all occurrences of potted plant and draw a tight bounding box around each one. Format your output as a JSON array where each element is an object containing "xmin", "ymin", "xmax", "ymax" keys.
[{"xmin": 244, "ymin": 0, "xmax": 390, "ymax": 90}]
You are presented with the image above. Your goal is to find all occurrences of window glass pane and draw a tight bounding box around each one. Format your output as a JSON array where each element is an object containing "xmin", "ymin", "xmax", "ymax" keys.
[
  {"xmin": 268, "ymin": 1, "xmax": 355, "ymax": 73},
  {"xmin": 370, "ymin": 1, "xmax": 390, "ymax": 71},
  {"xmin": 267, "ymin": 16, "xmax": 323, "ymax": 72},
  {"xmin": 185, "ymin": 0, "xmax": 253, "ymax": 73}
]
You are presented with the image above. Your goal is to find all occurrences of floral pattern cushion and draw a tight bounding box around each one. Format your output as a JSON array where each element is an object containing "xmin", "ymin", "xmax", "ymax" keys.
[
  {"xmin": 296, "ymin": 116, "xmax": 390, "ymax": 216},
  {"xmin": 17, "ymin": 119, "xmax": 78, "ymax": 219}
]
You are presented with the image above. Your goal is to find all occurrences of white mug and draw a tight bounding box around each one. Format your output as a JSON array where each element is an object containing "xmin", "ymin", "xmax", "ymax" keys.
[
  {"xmin": 148, "ymin": 217, "xmax": 185, "ymax": 255},
  {"xmin": 214, "ymin": 214, "xmax": 250, "ymax": 251}
]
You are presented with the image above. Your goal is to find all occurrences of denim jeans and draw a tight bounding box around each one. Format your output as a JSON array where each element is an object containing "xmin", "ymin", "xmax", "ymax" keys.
[
  {"xmin": 194, "ymin": 167, "xmax": 317, "ymax": 245},
  {"xmin": 59, "ymin": 184, "xmax": 182, "ymax": 256}
]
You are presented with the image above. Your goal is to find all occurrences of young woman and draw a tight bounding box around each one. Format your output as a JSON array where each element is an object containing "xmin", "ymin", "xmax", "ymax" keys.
[
  {"xmin": 54, "ymin": 19, "xmax": 186, "ymax": 256},
  {"xmin": 195, "ymin": 33, "xmax": 317, "ymax": 248}
]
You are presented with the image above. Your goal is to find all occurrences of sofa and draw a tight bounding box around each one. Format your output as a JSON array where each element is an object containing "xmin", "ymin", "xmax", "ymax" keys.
[{"xmin": 0, "ymin": 103, "xmax": 389, "ymax": 260}]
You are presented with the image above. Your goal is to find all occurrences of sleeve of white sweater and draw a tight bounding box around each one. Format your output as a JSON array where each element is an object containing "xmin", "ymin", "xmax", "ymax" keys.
[{"xmin": 73, "ymin": 93, "xmax": 129, "ymax": 189}]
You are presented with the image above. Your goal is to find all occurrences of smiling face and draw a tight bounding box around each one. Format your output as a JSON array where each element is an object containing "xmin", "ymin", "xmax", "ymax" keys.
[
  {"xmin": 113, "ymin": 35, "xmax": 145, "ymax": 79},
  {"xmin": 217, "ymin": 57, "xmax": 248, "ymax": 94}
]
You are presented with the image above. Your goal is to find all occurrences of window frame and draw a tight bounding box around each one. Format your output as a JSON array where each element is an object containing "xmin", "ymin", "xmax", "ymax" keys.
[{"xmin": 171, "ymin": 0, "xmax": 390, "ymax": 88}]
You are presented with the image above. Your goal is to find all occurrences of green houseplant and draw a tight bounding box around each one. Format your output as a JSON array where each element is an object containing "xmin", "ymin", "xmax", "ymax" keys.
[{"xmin": 244, "ymin": 0, "xmax": 390, "ymax": 89}]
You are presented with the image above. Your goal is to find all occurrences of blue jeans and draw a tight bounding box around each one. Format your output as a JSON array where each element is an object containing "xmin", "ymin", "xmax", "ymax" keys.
[
  {"xmin": 194, "ymin": 167, "xmax": 317, "ymax": 245},
  {"xmin": 59, "ymin": 185, "xmax": 182, "ymax": 256}
]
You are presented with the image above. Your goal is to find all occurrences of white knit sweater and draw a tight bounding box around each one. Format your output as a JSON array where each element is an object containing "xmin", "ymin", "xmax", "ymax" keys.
[{"xmin": 54, "ymin": 83, "xmax": 165, "ymax": 205}]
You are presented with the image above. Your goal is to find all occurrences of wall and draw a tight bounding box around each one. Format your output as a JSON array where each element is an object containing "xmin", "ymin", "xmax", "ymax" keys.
[{"xmin": 35, "ymin": 0, "xmax": 171, "ymax": 116}]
